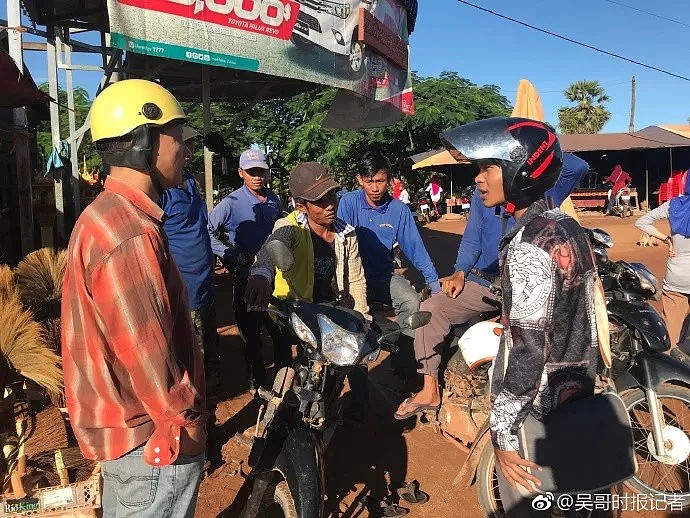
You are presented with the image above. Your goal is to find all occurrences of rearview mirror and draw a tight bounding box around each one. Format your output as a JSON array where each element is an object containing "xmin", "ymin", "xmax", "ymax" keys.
[
  {"xmin": 266, "ymin": 240, "xmax": 294, "ymax": 272},
  {"xmin": 404, "ymin": 311, "xmax": 432, "ymax": 331},
  {"xmin": 204, "ymin": 131, "xmax": 227, "ymax": 154}
]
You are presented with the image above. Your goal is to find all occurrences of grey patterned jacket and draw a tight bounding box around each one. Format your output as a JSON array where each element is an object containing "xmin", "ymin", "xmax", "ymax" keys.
[{"xmin": 489, "ymin": 198, "xmax": 601, "ymax": 451}]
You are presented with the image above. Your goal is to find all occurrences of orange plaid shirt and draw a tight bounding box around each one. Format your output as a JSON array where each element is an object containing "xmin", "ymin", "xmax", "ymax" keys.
[{"xmin": 61, "ymin": 176, "xmax": 206, "ymax": 466}]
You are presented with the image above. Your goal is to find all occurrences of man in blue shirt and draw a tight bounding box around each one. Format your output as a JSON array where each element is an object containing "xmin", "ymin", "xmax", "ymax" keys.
[
  {"xmin": 394, "ymin": 152, "xmax": 589, "ymax": 419},
  {"xmin": 208, "ymin": 148, "xmax": 282, "ymax": 390},
  {"xmin": 337, "ymin": 152, "xmax": 440, "ymax": 365},
  {"xmin": 159, "ymin": 126, "xmax": 220, "ymax": 399}
]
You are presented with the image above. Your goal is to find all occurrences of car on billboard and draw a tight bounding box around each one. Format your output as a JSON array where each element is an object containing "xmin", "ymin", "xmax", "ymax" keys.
[{"xmin": 290, "ymin": 0, "xmax": 377, "ymax": 77}]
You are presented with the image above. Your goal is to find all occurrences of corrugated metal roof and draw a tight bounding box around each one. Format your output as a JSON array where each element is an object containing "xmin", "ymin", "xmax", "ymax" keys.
[{"xmin": 559, "ymin": 126, "xmax": 690, "ymax": 152}]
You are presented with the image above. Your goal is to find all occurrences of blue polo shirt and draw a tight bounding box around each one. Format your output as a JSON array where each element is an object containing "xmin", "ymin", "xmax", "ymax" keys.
[
  {"xmin": 337, "ymin": 190, "xmax": 440, "ymax": 293},
  {"xmin": 159, "ymin": 172, "xmax": 215, "ymax": 310},
  {"xmin": 455, "ymin": 152, "xmax": 590, "ymax": 286},
  {"xmin": 207, "ymin": 185, "xmax": 282, "ymax": 267}
]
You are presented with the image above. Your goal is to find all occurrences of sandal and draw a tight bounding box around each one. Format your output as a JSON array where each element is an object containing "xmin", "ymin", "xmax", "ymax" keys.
[
  {"xmin": 396, "ymin": 480, "xmax": 429, "ymax": 505},
  {"xmin": 394, "ymin": 398, "xmax": 440, "ymax": 420}
]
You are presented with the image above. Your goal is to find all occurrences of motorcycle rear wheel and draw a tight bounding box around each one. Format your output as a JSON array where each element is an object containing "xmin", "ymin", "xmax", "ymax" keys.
[
  {"xmin": 621, "ymin": 384, "xmax": 690, "ymax": 509},
  {"xmin": 476, "ymin": 442, "xmax": 504, "ymax": 517},
  {"xmin": 261, "ymin": 480, "xmax": 298, "ymax": 518}
]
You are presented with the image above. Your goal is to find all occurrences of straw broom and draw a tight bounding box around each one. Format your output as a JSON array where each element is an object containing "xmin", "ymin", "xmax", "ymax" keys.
[
  {"xmin": 0, "ymin": 264, "xmax": 18, "ymax": 302},
  {"xmin": 14, "ymin": 247, "xmax": 66, "ymax": 318},
  {"xmin": 14, "ymin": 248, "xmax": 67, "ymax": 355},
  {"xmin": 0, "ymin": 294, "xmax": 63, "ymax": 400}
]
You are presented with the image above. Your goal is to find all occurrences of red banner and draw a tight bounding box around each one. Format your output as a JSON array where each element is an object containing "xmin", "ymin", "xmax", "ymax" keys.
[{"xmin": 117, "ymin": 0, "xmax": 300, "ymax": 40}]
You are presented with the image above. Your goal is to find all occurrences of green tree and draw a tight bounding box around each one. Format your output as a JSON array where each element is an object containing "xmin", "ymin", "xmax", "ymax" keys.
[
  {"xmin": 182, "ymin": 71, "xmax": 512, "ymax": 194},
  {"xmin": 36, "ymin": 83, "xmax": 100, "ymax": 171},
  {"xmin": 557, "ymin": 80, "xmax": 611, "ymax": 134}
]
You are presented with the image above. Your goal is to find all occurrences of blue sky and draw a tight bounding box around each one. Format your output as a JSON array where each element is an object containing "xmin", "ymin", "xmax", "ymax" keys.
[{"xmin": 4, "ymin": 0, "xmax": 689, "ymax": 133}]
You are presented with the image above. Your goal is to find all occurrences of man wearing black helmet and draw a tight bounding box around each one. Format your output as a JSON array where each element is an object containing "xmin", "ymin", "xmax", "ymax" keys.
[{"xmin": 441, "ymin": 118, "xmax": 600, "ymax": 514}]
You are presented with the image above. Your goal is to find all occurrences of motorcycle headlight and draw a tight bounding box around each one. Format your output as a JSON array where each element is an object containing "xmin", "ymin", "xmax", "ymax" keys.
[
  {"xmin": 290, "ymin": 313, "xmax": 317, "ymax": 349},
  {"xmin": 630, "ymin": 263, "xmax": 662, "ymax": 301},
  {"xmin": 318, "ymin": 314, "xmax": 364, "ymax": 366}
]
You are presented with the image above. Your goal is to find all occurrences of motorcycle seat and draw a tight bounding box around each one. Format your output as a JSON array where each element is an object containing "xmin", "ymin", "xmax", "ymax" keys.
[{"xmin": 450, "ymin": 311, "xmax": 500, "ymax": 338}]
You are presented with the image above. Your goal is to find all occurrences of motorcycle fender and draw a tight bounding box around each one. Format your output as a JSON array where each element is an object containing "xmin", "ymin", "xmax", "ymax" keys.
[
  {"xmin": 607, "ymin": 300, "xmax": 670, "ymax": 352},
  {"xmin": 452, "ymin": 419, "xmax": 491, "ymax": 490},
  {"xmin": 275, "ymin": 428, "xmax": 324, "ymax": 518},
  {"xmin": 626, "ymin": 350, "xmax": 690, "ymax": 390}
]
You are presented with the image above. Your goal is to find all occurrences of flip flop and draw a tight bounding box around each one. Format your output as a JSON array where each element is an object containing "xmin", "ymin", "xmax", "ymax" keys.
[
  {"xmin": 393, "ymin": 398, "xmax": 440, "ymax": 420},
  {"xmin": 397, "ymin": 481, "xmax": 429, "ymax": 505}
]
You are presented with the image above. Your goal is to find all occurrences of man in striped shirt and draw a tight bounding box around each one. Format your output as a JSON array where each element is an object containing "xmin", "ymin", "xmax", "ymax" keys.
[{"xmin": 61, "ymin": 79, "xmax": 206, "ymax": 517}]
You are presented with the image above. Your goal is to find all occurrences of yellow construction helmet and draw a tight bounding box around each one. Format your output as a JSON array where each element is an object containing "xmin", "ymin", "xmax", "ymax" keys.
[{"xmin": 90, "ymin": 79, "xmax": 186, "ymax": 142}]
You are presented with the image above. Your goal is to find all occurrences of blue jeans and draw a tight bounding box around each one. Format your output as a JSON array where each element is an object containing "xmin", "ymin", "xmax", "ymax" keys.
[
  {"xmin": 101, "ymin": 446, "xmax": 205, "ymax": 518},
  {"xmin": 367, "ymin": 273, "xmax": 420, "ymax": 338}
]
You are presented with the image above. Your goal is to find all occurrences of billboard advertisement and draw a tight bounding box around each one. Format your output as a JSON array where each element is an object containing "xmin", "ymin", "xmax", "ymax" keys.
[{"xmin": 107, "ymin": 0, "xmax": 414, "ymax": 115}]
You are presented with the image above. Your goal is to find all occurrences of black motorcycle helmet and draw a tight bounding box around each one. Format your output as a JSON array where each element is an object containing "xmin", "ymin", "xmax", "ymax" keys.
[{"xmin": 440, "ymin": 117, "xmax": 563, "ymax": 211}]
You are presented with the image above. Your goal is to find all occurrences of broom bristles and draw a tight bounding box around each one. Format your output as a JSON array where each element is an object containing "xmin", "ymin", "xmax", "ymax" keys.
[
  {"xmin": 0, "ymin": 264, "xmax": 18, "ymax": 301},
  {"xmin": 0, "ymin": 295, "xmax": 63, "ymax": 397},
  {"xmin": 14, "ymin": 248, "xmax": 67, "ymax": 308}
]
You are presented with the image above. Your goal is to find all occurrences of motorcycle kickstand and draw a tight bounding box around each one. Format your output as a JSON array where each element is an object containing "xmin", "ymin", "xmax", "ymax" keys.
[{"xmin": 242, "ymin": 471, "xmax": 272, "ymax": 518}]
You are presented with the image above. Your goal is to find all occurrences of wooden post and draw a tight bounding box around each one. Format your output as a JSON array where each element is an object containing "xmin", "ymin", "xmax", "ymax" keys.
[
  {"xmin": 628, "ymin": 76, "xmax": 636, "ymax": 133},
  {"xmin": 47, "ymin": 26, "xmax": 65, "ymax": 246},
  {"xmin": 202, "ymin": 67, "xmax": 213, "ymax": 212},
  {"xmin": 7, "ymin": 0, "xmax": 35, "ymax": 256},
  {"xmin": 64, "ymin": 29, "xmax": 81, "ymax": 225}
]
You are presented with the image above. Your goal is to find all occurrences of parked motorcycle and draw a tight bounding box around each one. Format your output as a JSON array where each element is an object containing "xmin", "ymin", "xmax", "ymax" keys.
[
  {"xmin": 415, "ymin": 189, "xmax": 441, "ymax": 224},
  {"xmin": 437, "ymin": 228, "xmax": 690, "ymax": 515},
  {"xmin": 241, "ymin": 240, "xmax": 431, "ymax": 518},
  {"xmin": 608, "ymin": 187, "xmax": 633, "ymax": 218}
]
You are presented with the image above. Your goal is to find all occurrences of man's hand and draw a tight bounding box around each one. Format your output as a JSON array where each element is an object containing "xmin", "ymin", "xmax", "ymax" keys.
[
  {"xmin": 494, "ymin": 448, "xmax": 543, "ymax": 492},
  {"xmin": 244, "ymin": 275, "xmax": 272, "ymax": 311},
  {"xmin": 440, "ymin": 271, "xmax": 465, "ymax": 298}
]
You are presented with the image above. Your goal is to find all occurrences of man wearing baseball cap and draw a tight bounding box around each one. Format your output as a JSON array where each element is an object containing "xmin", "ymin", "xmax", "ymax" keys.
[
  {"xmin": 245, "ymin": 163, "xmax": 370, "ymax": 414},
  {"xmin": 208, "ymin": 148, "xmax": 282, "ymax": 391}
]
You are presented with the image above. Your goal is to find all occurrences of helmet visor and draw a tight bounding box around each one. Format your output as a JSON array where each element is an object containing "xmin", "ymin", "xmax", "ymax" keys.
[{"xmin": 440, "ymin": 117, "xmax": 526, "ymax": 164}]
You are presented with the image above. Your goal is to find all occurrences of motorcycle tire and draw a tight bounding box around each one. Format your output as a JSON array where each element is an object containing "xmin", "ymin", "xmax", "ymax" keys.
[
  {"xmin": 620, "ymin": 384, "xmax": 690, "ymax": 509},
  {"xmin": 476, "ymin": 442, "xmax": 504, "ymax": 518},
  {"xmin": 261, "ymin": 480, "xmax": 298, "ymax": 518}
]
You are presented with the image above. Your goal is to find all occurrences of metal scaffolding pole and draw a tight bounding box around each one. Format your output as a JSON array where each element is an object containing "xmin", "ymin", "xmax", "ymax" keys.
[{"xmin": 6, "ymin": 0, "xmax": 35, "ymax": 255}]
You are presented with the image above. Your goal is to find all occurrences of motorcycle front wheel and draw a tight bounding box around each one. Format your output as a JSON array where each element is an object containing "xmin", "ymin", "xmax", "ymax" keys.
[
  {"xmin": 260, "ymin": 480, "xmax": 298, "ymax": 518},
  {"xmin": 476, "ymin": 442, "xmax": 505, "ymax": 518},
  {"xmin": 621, "ymin": 384, "xmax": 690, "ymax": 509}
]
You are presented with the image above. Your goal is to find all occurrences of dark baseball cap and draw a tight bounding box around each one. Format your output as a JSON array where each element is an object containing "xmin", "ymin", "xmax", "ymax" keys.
[{"xmin": 289, "ymin": 162, "xmax": 341, "ymax": 202}]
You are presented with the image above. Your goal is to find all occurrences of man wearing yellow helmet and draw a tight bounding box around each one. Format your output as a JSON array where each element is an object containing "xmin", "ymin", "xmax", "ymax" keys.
[{"xmin": 61, "ymin": 79, "xmax": 206, "ymax": 516}]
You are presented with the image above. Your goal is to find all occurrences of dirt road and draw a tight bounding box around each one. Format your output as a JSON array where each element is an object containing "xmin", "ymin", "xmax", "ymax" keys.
[{"xmin": 195, "ymin": 211, "xmax": 684, "ymax": 518}]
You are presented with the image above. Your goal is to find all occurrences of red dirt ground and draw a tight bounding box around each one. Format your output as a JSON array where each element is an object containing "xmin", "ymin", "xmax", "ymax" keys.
[{"xmin": 195, "ymin": 210, "xmax": 685, "ymax": 518}]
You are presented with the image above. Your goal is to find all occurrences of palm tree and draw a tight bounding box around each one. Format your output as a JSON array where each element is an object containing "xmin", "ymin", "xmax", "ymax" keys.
[{"xmin": 558, "ymin": 80, "xmax": 611, "ymax": 134}]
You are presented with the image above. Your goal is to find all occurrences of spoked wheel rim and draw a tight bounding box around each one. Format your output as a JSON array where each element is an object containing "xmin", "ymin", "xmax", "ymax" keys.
[
  {"xmin": 487, "ymin": 453, "xmax": 504, "ymax": 514},
  {"xmin": 627, "ymin": 390, "xmax": 690, "ymax": 498}
]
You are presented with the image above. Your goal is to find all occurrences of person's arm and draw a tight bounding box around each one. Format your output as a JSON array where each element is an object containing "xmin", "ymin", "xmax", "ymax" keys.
[
  {"xmin": 454, "ymin": 189, "xmax": 484, "ymax": 274},
  {"xmin": 342, "ymin": 232, "xmax": 370, "ymax": 318},
  {"xmin": 635, "ymin": 202, "xmax": 671, "ymax": 241},
  {"xmin": 92, "ymin": 235, "xmax": 204, "ymax": 456},
  {"xmin": 397, "ymin": 205, "xmax": 440, "ymax": 293},
  {"xmin": 207, "ymin": 198, "xmax": 236, "ymax": 265},
  {"xmin": 490, "ymin": 241, "xmax": 559, "ymax": 452},
  {"xmin": 546, "ymin": 153, "xmax": 589, "ymax": 205},
  {"xmin": 245, "ymin": 218, "xmax": 305, "ymax": 308}
]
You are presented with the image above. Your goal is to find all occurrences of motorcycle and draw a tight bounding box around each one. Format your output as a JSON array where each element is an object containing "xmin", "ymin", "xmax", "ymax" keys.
[
  {"xmin": 436, "ymin": 228, "xmax": 690, "ymax": 515},
  {"xmin": 241, "ymin": 240, "xmax": 431, "ymax": 518},
  {"xmin": 608, "ymin": 187, "xmax": 633, "ymax": 218},
  {"xmin": 415, "ymin": 189, "xmax": 441, "ymax": 225},
  {"xmin": 457, "ymin": 185, "xmax": 473, "ymax": 220}
]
